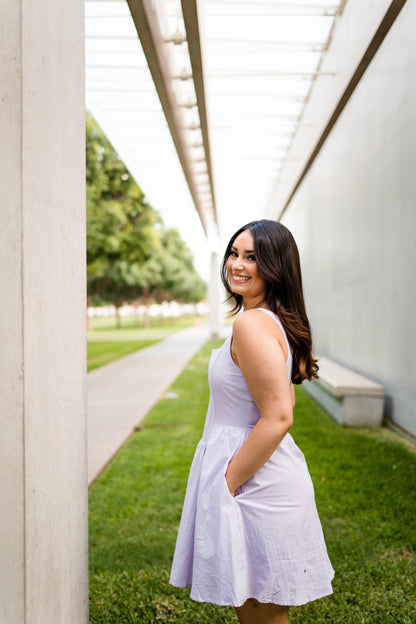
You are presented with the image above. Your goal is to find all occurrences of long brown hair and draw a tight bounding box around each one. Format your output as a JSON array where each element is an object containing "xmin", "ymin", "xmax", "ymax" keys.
[{"xmin": 221, "ymin": 220, "xmax": 318, "ymax": 384}]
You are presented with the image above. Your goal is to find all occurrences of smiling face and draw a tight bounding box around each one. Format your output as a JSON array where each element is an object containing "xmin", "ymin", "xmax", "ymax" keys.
[{"xmin": 225, "ymin": 229, "xmax": 267, "ymax": 309}]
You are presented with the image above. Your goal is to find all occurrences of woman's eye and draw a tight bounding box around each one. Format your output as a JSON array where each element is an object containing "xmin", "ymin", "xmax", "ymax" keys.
[
  {"xmin": 247, "ymin": 255, "xmax": 256, "ymax": 261},
  {"xmin": 229, "ymin": 251, "xmax": 238, "ymax": 257}
]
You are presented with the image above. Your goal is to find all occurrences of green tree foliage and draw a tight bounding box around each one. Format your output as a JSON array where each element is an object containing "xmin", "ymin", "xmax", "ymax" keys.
[
  {"xmin": 86, "ymin": 113, "xmax": 206, "ymax": 320},
  {"xmin": 156, "ymin": 228, "xmax": 206, "ymax": 304}
]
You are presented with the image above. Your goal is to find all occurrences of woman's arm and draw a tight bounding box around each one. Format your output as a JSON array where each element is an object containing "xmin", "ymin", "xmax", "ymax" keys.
[{"xmin": 225, "ymin": 310, "xmax": 293, "ymax": 496}]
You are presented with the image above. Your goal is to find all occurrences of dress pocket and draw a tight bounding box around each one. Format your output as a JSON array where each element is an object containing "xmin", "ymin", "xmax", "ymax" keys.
[
  {"xmin": 223, "ymin": 472, "xmax": 236, "ymax": 501},
  {"xmin": 223, "ymin": 469, "xmax": 245, "ymax": 500}
]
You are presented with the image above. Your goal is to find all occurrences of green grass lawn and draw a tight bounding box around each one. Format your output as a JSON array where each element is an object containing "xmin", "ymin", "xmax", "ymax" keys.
[
  {"xmin": 88, "ymin": 314, "xmax": 207, "ymax": 342},
  {"xmin": 89, "ymin": 340, "xmax": 416, "ymax": 623},
  {"xmin": 87, "ymin": 340, "xmax": 160, "ymax": 372},
  {"xmin": 87, "ymin": 314, "xmax": 208, "ymax": 371}
]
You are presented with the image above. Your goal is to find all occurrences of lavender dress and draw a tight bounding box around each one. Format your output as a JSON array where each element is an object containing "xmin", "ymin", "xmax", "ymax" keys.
[{"xmin": 170, "ymin": 308, "xmax": 334, "ymax": 607}]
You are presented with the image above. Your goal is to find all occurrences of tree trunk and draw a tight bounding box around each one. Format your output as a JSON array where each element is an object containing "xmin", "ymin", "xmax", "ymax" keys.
[
  {"xmin": 144, "ymin": 305, "xmax": 151, "ymax": 329},
  {"xmin": 134, "ymin": 304, "xmax": 141, "ymax": 327},
  {"xmin": 115, "ymin": 305, "xmax": 121, "ymax": 329}
]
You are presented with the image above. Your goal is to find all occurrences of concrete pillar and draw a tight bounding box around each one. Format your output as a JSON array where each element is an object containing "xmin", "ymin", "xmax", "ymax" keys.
[
  {"xmin": 208, "ymin": 250, "xmax": 221, "ymax": 339},
  {"xmin": 0, "ymin": 0, "xmax": 88, "ymax": 622}
]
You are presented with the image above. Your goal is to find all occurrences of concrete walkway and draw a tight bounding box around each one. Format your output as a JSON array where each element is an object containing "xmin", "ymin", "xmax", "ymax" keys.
[{"xmin": 87, "ymin": 324, "xmax": 211, "ymax": 485}]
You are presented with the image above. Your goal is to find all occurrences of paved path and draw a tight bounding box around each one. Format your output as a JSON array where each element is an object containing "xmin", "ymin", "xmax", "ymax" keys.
[{"xmin": 87, "ymin": 324, "xmax": 211, "ymax": 485}]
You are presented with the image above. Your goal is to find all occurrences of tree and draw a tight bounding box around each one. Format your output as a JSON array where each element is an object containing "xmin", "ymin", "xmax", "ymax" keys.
[
  {"xmin": 86, "ymin": 112, "xmax": 206, "ymax": 327},
  {"xmin": 86, "ymin": 112, "xmax": 160, "ymax": 325},
  {"xmin": 153, "ymin": 228, "xmax": 206, "ymax": 307}
]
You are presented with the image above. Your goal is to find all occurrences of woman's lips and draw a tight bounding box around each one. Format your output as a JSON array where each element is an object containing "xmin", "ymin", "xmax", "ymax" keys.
[{"xmin": 231, "ymin": 275, "xmax": 250, "ymax": 283}]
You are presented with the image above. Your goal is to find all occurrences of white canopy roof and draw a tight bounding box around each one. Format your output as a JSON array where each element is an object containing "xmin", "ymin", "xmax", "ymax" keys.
[{"xmin": 85, "ymin": 0, "xmax": 345, "ymax": 277}]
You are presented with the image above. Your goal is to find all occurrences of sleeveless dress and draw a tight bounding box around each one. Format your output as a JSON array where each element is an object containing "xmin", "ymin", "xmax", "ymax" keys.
[{"xmin": 169, "ymin": 308, "xmax": 334, "ymax": 607}]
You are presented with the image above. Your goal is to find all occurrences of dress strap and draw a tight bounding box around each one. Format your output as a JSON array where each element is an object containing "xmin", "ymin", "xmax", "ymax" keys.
[{"xmin": 252, "ymin": 308, "xmax": 292, "ymax": 370}]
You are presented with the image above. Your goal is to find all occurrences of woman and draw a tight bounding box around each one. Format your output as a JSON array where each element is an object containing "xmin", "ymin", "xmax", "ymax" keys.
[{"xmin": 170, "ymin": 220, "xmax": 334, "ymax": 624}]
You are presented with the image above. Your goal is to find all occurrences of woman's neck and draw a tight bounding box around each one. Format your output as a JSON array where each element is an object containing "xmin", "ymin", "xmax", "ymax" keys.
[{"xmin": 243, "ymin": 297, "xmax": 269, "ymax": 311}]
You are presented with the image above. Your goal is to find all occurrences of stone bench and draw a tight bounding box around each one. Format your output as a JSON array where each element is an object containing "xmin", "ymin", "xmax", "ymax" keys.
[{"xmin": 302, "ymin": 357, "xmax": 385, "ymax": 427}]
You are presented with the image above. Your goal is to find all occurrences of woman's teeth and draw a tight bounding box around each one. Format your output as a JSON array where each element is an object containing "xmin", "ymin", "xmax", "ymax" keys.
[{"xmin": 233, "ymin": 276, "xmax": 250, "ymax": 281}]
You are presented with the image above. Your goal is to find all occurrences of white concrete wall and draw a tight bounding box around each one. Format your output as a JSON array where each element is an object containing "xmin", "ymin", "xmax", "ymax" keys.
[
  {"xmin": 276, "ymin": 1, "xmax": 416, "ymax": 435},
  {"xmin": 269, "ymin": 0, "xmax": 395, "ymax": 213},
  {"xmin": 0, "ymin": 0, "xmax": 88, "ymax": 622}
]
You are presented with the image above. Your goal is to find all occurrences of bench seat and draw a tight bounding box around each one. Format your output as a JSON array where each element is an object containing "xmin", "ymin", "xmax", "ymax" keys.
[{"xmin": 302, "ymin": 357, "xmax": 385, "ymax": 427}]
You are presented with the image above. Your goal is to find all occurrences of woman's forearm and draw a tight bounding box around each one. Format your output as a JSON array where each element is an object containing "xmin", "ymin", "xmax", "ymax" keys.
[{"xmin": 225, "ymin": 416, "xmax": 292, "ymax": 495}]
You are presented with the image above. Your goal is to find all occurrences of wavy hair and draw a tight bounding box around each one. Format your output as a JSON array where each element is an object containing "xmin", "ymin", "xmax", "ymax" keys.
[{"xmin": 221, "ymin": 220, "xmax": 318, "ymax": 384}]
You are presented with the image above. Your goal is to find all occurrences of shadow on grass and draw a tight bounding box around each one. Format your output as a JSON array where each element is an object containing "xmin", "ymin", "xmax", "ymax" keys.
[{"xmin": 89, "ymin": 341, "xmax": 416, "ymax": 623}]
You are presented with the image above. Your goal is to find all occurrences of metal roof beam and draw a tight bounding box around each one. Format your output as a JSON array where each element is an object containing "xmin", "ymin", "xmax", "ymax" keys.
[
  {"xmin": 125, "ymin": 0, "xmax": 216, "ymax": 235},
  {"xmin": 181, "ymin": 0, "xmax": 218, "ymax": 226}
]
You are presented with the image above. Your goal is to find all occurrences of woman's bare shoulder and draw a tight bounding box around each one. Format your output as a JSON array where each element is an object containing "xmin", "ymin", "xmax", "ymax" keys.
[
  {"xmin": 233, "ymin": 309, "xmax": 281, "ymax": 338},
  {"xmin": 233, "ymin": 309, "xmax": 288, "ymax": 362}
]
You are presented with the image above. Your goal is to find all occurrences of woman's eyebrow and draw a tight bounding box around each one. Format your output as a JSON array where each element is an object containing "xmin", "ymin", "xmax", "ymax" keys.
[{"xmin": 231, "ymin": 245, "xmax": 255, "ymax": 253}]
